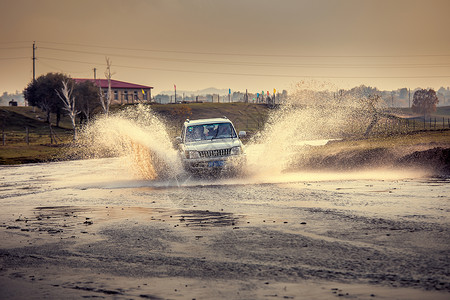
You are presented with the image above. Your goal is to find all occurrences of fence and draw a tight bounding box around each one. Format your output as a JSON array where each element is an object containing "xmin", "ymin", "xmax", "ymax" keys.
[
  {"xmin": 348, "ymin": 116, "xmax": 450, "ymax": 138},
  {"xmin": 1, "ymin": 126, "xmax": 71, "ymax": 146},
  {"xmin": 2, "ymin": 116, "xmax": 449, "ymax": 147}
]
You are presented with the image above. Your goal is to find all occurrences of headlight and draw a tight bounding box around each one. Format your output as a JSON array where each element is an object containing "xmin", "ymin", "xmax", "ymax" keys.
[
  {"xmin": 185, "ymin": 150, "xmax": 200, "ymax": 159},
  {"xmin": 230, "ymin": 146, "xmax": 242, "ymax": 155}
]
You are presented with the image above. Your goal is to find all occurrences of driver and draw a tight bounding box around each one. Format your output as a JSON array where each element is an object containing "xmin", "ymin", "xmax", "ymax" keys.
[
  {"xmin": 217, "ymin": 124, "xmax": 231, "ymax": 138},
  {"xmin": 205, "ymin": 125, "xmax": 218, "ymax": 138}
]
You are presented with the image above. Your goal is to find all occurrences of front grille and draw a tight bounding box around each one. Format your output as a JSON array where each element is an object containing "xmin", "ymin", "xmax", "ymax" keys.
[{"xmin": 198, "ymin": 148, "xmax": 231, "ymax": 158}]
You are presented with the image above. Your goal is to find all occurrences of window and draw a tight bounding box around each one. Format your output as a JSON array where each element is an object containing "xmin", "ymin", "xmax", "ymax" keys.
[
  {"xmin": 114, "ymin": 90, "xmax": 118, "ymax": 100},
  {"xmin": 134, "ymin": 91, "xmax": 138, "ymax": 100},
  {"xmin": 185, "ymin": 123, "xmax": 236, "ymax": 142}
]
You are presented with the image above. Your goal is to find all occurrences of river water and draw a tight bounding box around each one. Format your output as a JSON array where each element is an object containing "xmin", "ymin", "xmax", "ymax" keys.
[{"xmin": 0, "ymin": 158, "xmax": 448, "ymax": 299}]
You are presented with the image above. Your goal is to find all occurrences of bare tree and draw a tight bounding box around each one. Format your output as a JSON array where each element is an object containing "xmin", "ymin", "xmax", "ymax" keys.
[
  {"xmin": 56, "ymin": 80, "xmax": 79, "ymax": 140},
  {"xmin": 99, "ymin": 57, "xmax": 114, "ymax": 116},
  {"xmin": 362, "ymin": 94, "xmax": 382, "ymax": 137}
]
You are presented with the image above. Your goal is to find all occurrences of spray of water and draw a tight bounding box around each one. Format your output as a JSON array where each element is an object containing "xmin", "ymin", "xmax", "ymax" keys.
[
  {"xmin": 245, "ymin": 81, "xmax": 384, "ymax": 175},
  {"xmin": 74, "ymin": 105, "xmax": 182, "ymax": 180},
  {"xmin": 70, "ymin": 82, "xmax": 416, "ymax": 184}
]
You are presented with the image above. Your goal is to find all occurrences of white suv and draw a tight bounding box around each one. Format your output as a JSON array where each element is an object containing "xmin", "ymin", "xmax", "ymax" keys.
[{"xmin": 175, "ymin": 117, "xmax": 246, "ymax": 174}]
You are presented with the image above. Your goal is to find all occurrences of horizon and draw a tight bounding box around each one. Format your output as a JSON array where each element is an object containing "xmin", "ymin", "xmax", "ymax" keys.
[{"xmin": 3, "ymin": 82, "xmax": 450, "ymax": 97}]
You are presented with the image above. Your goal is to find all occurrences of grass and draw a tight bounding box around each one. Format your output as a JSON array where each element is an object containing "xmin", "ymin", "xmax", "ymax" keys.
[
  {"xmin": 150, "ymin": 102, "xmax": 271, "ymax": 133},
  {"xmin": 1, "ymin": 103, "xmax": 449, "ymax": 165},
  {"xmin": 289, "ymin": 129, "xmax": 450, "ymax": 174},
  {"xmin": 2, "ymin": 106, "xmax": 74, "ymax": 129},
  {"xmin": 293, "ymin": 129, "xmax": 449, "ymax": 170},
  {"xmin": 0, "ymin": 107, "xmax": 73, "ymax": 164},
  {"xmin": 0, "ymin": 144, "xmax": 67, "ymax": 165},
  {"xmin": 325, "ymin": 130, "xmax": 450, "ymax": 153}
]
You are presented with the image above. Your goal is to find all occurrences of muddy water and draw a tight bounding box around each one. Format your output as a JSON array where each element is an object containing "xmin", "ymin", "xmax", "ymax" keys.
[{"xmin": 0, "ymin": 158, "xmax": 449, "ymax": 299}]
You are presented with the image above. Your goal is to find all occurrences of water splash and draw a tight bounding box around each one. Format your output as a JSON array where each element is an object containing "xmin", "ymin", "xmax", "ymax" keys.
[
  {"xmin": 244, "ymin": 81, "xmax": 386, "ymax": 175},
  {"xmin": 69, "ymin": 82, "xmax": 399, "ymax": 183},
  {"xmin": 74, "ymin": 105, "xmax": 182, "ymax": 180}
]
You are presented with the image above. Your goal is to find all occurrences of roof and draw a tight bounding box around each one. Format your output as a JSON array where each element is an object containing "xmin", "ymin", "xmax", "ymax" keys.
[
  {"xmin": 74, "ymin": 79, "xmax": 153, "ymax": 89},
  {"xmin": 185, "ymin": 117, "xmax": 231, "ymax": 126}
]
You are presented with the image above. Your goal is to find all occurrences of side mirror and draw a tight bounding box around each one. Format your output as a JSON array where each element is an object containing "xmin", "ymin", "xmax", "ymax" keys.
[
  {"xmin": 238, "ymin": 131, "xmax": 247, "ymax": 138},
  {"xmin": 174, "ymin": 136, "xmax": 182, "ymax": 146}
]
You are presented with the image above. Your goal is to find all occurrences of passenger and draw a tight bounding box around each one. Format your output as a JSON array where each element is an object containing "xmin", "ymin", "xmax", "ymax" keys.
[
  {"xmin": 217, "ymin": 124, "xmax": 231, "ymax": 138},
  {"xmin": 205, "ymin": 125, "xmax": 218, "ymax": 139}
]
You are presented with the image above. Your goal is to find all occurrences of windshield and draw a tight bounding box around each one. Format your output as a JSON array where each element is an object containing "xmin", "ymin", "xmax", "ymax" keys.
[{"xmin": 185, "ymin": 123, "xmax": 237, "ymax": 142}]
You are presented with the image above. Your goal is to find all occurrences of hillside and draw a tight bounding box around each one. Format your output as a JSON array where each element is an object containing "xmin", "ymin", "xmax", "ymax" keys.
[
  {"xmin": 0, "ymin": 107, "xmax": 73, "ymax": 164},
  {"xmin": 1, "ymin": 103, "xmax": 449, "ymax": 173},
  {"xmin": 0, "ymin": 108, "xmax": 47, "ymax": 131},
  {"xmin": 150, "ymin": 102, "xmax": 271, "ymax": 134}
]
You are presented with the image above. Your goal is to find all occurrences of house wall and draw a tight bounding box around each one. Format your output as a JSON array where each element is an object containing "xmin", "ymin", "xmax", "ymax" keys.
[{"xmin": 102, "ymin": 88, "xmax": 152, "ymax": 104}]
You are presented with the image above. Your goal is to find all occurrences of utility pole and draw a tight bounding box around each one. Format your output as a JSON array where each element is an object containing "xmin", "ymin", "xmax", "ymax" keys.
[
  {"xmin": 174, "ymin": 84, "xmax": 177, "ymax": 103},
  {"xmin": 408, "ymin": 88, "xmax": 411, "ymax": 108},
  {"xmin": 32, "ymin": 41, "xmax": 36, "ymax": 82}
]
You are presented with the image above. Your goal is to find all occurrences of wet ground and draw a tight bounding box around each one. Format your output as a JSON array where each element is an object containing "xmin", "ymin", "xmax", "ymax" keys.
[{"xmin": 0, "ymin": 158, "xmax": 449, "ymax": 299}]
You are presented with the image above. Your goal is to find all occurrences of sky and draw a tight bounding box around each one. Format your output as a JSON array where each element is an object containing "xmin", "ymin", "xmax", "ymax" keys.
[{"xmin": 1, "ymin": 0, "xmax": 450, "ymax": 95}]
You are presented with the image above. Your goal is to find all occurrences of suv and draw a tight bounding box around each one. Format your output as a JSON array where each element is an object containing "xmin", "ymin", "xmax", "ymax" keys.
[{"xmin": 175, "ymin": 117, "xmax": 246, "ymax": 174}]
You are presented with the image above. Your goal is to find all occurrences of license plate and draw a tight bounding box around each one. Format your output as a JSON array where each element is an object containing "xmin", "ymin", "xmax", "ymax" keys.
[{"xmin": 208, "ymin": 161, "xmax": 225, "ymax": 167}]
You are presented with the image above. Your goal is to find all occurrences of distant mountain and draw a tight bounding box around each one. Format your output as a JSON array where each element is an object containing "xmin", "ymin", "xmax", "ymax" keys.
[{"xmin": 157, "ymin": 87, "xmax": 229, "ymax": 96}]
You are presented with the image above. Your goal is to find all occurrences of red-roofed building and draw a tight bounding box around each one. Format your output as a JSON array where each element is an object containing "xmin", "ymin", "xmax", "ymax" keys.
[{"xmin": 74, "ymin": 79, "xmax": 153, "ymax": 105}]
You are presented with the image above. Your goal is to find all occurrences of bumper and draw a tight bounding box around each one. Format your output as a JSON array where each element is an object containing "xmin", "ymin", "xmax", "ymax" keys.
[{"xmin": 183, "ymin": 155, "xmax": 246, "ymax": 173}]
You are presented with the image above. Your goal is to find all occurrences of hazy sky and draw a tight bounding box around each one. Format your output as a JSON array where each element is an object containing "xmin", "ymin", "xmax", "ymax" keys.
[{"xmin": 1, "ymin": 0, "xmax": 449, "ymax": 95}]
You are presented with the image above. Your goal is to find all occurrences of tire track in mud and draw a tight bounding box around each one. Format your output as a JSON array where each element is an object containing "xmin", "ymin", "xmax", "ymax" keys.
[
  {"xmin": 1, "ymin": 182, "xmax": 449, "ymax": 299},
  {"xmin": 210, "ymin": 227, "xmax": 449, "ymax": 291},
  {"xmin": 1, "ymin": 212, "xmax": 448, "ymax": 293}
]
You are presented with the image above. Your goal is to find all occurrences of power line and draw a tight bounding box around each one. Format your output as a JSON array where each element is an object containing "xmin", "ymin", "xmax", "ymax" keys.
[
  {"xmin": 39, "ymin": 57, "xmax": 103, "ymax": 66},
  {"xmin": 38, "ymin": 57, "xmax": 450, "ymax": 79},
  {"xmin": 38, "ymin": 47, "xmax": 450, "ymax": 69},
  {"xmin": 37, "ymin": 40, "xmax": 450, "ymax": 59},
  {"xmin": 0, "ymin": 57, "xmax": 29, "ymax": 60},
  {"xmin": 0, "ymin": 47, "xmax": 29, "ymax": 50},
  {"xmin": 0, "ymin": 41, "xmax": 31, "ymax": 45},
  {"xmin": 39, "ymin": 60, "xmax": 91, "ymax": 75}
]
